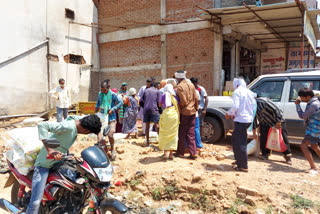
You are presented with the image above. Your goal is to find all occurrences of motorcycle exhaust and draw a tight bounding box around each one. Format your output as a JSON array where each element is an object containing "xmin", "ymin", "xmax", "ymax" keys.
[{"xmin": 0, "ymin": 199, "xmax": 24, "ymax": 214}]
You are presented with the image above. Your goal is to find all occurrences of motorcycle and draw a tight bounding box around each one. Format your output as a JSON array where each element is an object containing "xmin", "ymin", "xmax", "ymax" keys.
[{"xmin": 0, "ymin": 126, "xmax": 129, "ymax": 214}]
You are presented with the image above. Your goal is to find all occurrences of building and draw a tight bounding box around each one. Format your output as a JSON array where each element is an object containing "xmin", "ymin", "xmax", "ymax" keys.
[
  {"xmin": 93, "ymin": 0, "xmax": 319, "ymax": 97},
  {"xmin": 0, "ymin": 0, "xmax": 99, "ymax": 116}
]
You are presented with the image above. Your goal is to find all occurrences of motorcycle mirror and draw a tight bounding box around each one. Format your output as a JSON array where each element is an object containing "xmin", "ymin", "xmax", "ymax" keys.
[
  {"xmin": 44, "ymin": 139, "xmax": 60, "ymax": 148},
  {"xmin": 103, "ymin": 126, "xmax": 111, "ymax": 137}
]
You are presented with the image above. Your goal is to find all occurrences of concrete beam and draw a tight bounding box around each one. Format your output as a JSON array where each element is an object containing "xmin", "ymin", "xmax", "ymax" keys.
[
  {"xmin": 98, "ymin": 64, "xmax": 161, "ymax": 73},
  {"xmin": 99, "ymin": 20, "xmax": 215, "ymax": 43}
]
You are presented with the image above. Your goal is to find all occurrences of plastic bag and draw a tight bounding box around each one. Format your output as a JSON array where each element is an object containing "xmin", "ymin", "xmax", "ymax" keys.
[
  {"xmin": 22, "ymin": 117, "xmax": 44, "ymax": 127},
  {"xmin": 5, "ymin": 127, "xmax": 43, "ymax": 175},
  {"xmin": 247, "ymin": 139, "xmax": 257, "ymax": 156},
  {"xmin": 266, "ymin": 127, "xmax": 287, "ymax": 152},
  {"xmin": 113, "ymin": 133, "xmax": 128, "ymax": 144},
  {"xmin": 7, "ymin": 127, "xmax": 43, "ymax": 154},
  {"xmin": 148, "ymin": 131, "xmax": 159, "ymax": 143}
]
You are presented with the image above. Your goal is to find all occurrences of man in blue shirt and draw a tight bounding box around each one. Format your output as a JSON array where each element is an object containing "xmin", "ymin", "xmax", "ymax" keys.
[
  {"xmin": 140, "ymin": 82, "xmax": 161, "ymax": 146},
  {"xmin": 295, "ymin": 88, "xmax": 320, "ymax": 174},
  {"xmin": 95, "ymin": 81, "xmax": 123, "ymax": 160}
]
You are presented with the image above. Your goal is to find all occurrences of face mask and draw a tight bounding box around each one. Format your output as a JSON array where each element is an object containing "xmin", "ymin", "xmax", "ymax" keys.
[{"xmin": 60, "ymin": 84, "xmax": 65, "ymax": 87}]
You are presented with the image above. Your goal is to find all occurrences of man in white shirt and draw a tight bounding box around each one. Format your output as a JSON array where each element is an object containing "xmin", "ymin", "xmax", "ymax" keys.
[
  {"xmin": 226, "ymin": 78, "xmax": 256, "ymax": 172},
  {"xmin": 49, "ymin": 78, "xmax": 71, "ymax": 122}
]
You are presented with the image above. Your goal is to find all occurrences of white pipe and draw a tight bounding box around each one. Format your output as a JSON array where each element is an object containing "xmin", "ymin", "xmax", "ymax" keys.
[{"xmin": 0, "ymin": 40, "xmax": 49, "ymax": 67}]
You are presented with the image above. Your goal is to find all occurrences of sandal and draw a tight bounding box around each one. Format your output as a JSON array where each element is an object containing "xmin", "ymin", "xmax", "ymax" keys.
[
  {"xmin": 160, "ymin": 154, "xmax": 169, "ymax": 160},
  {"xmin": 168, "ymin": 156, "xmax": 174, "ymax": 160},
  {"xmin": 231, "ymin": 161, "xmax": 237, "ymax": 166},
  {"xmin": 233, "ymin": 167, "xmax": 248, "ymax": 172}
]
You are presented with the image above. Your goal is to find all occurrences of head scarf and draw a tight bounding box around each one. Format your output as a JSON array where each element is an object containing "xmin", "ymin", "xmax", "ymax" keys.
[
  {"xmin": 164, "ymin": 84, "xmax": 176, "ymax": 107},
  {"xmin": 175, "ymin": 71, "xmax": 186, "ymax": 79},
  {"xmin": 233, "ymin": 78, "xmax": 246, "ymax": 90},
  {"xmin": 128, "ymin": 88, "xmax": 136, "ymax": 96}
]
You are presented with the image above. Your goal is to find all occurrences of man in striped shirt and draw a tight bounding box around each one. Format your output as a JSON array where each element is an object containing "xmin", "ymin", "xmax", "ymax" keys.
[{"xmin": 252, "ymin": 97, "xmax": 292, "ymax": 164}]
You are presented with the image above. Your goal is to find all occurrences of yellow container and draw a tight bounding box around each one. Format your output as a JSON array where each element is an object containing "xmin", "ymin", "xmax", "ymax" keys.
[{"xmin": 223, "ymin": 91, "xmax": 228, "ymax": 96}]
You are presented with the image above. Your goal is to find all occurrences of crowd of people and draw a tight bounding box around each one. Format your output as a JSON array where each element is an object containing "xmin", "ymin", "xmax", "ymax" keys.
[
  {"xmin": 90, "ymin": 70, "xmax": 208, "ymax": 161},
  {"xmin": 48, "ymin": 70, "xmax": 320, "ymax": 175}
]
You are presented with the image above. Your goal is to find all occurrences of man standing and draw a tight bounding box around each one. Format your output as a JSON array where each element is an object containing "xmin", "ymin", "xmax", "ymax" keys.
[
  {"xmin": 95, "ymin": 81, "xmax": 123, "ymax": 160},
  {"xmin": 226, "ymin": 78, "xmax": 256, "ymax": 172},
  {"xmin": 252, "ymin": 97, "xmax": 292, "ymax": 164},
  {"xmin": 138, "ymin": 79, "xmax": 153, "ymax": 135},
  {"xmin": 140, "ymin": 82, "xmax": 161, "ymax": 146},
  {"xmin": 49, "ymin": 78, "xmax": 71, "ymax": 122},
  {"xmin": 117, "ymin": 82, "xmax": 128, "ymax": 133},
  {"xmin": 295, "ymin": 88, "xmax": 320, "ymax": 174},
  {"xmin": 175, "ymin": 70, "xmax": 199, "ymax": 159},
  {"xmin": 190, "ymin": 77, "xmax": 208, "ymax": 135}
]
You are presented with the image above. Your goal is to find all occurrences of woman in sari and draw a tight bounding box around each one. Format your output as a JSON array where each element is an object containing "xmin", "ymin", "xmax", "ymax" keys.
[
  {"xmin": 122, "ymin": 88, "xmax": 139, "ymax": 138},
  {"xmin": 159, "ymin": 84, "xmax": 180, "ymax": 160}
]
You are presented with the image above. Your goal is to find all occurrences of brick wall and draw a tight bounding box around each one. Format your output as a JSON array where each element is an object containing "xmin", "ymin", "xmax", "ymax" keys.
[
  {"xmin": 166, "ymin": 0, "xmax": 214, "ymax": 21},
  {"xmin": 99, "ymin": 36, "xmax": 161, "ymax": 68},
  {"xmin": 97, "ymin": 0, "xmax": 161, "ymax": 33},
  {"xmin": 167, "ymin": 29, "xmax": 215, "ymax": 95}
]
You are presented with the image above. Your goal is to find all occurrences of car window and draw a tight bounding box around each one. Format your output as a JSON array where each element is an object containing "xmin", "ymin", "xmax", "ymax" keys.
[
  {"xmin": 251, "ymin": 81, "xmax": 284, "ymax": 102},
  {"xmin": 289, "ymin": 80, "xmax": 320, "ymax": 102}
]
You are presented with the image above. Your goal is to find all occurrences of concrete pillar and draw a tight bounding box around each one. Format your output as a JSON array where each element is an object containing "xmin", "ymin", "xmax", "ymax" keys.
[
  {"xmin": 256, "ymin": 50, "xmax": 261, "ymax": 75},
  {"xmin": 160, "ymin": 0, "xmax": 167, "ymax": 79},
  {"xmin": 230, "ymin": 41, "xmax": 240, "ymax": 80},
  {"xmin": 213, "ymin": 29, "xmax": 223, "ymax": 95},
  {"xmin": 161, "ymin": 34, "xmax": 167, "ymax": 79},
  {"xmin": 235, "ymin": 41, "xmax": 240, "ymax": 77}
]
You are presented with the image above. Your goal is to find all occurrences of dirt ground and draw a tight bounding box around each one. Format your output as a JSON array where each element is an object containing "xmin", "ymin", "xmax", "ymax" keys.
[{"xmin": 1, "ymin": 119, "xmax": 320, "ymax": 214}]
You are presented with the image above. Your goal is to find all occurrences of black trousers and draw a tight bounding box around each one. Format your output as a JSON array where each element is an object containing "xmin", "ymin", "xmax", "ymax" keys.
[
  {"xmin": 260, "ymin": 122, "xmax": 291, "ymax": 156},
  {"xmin": 232, "ymin": 122, "xmax": 251, "ymax": 169}
]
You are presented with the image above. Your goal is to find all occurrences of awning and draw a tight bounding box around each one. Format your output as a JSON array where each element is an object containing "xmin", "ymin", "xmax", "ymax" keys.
[{"xmin": 200, "ymin": 1, "xmax": 320, "ymax": 51}]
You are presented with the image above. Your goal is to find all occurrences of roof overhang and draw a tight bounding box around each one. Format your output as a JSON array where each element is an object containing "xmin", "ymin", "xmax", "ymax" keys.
[{"xmin": 200, "ymin": 1, "xmax": 320, "ymax": 51}]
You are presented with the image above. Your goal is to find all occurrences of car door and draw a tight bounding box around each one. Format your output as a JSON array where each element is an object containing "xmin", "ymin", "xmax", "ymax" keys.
[{"xmin": 283, "ymin": 77, "xmax": 320, "ymax": 137}]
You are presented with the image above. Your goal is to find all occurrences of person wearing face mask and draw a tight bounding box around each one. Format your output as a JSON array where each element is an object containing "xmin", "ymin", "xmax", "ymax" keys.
[
  {"xmin": 225, "ymin": 77, "xmax": 256, "ymax": 172},
  {"xmin": 49, "ymin": 78, "xmax": 71, "ymax": 122}
]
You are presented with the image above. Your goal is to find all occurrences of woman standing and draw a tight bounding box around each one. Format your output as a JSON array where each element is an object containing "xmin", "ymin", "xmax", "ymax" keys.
[
  {"xmin": 122, "ymin": 88, "xmax": 139, "ymax": 138},
  {"xmin": 159, "ymin": 84, "xmax": 180, "ymax": 160}
]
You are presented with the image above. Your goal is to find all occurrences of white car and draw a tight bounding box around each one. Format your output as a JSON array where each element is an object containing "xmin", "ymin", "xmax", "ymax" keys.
[{"xmin": 203, "ymin": 70, "xmax": 320, "ymax": 144}]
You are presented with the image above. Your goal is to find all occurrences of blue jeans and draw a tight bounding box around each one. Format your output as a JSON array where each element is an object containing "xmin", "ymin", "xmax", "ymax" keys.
[
  {"xmin": 56, "ymin": 107, "xmax": 68, "ymax": 122},
  {"xmin": 26, "ymin": 167, "xmax": 50, "ymax": 214},
  {"xmin": 195, "ymin": 117, "xmax": 203, "ymax": 148}
]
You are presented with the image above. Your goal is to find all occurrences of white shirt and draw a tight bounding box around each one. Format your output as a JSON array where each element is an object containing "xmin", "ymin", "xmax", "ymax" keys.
[
  {"xmin": 227, "ymin": 79, "xmax": 256, "ymax": 123},
  {"xmin": 49, "ymin": 86, "xmax": 71, "ymax": 108},
  {"xmin": 198, "ymin": 85, "xmax": 207, "ymax": 109}
]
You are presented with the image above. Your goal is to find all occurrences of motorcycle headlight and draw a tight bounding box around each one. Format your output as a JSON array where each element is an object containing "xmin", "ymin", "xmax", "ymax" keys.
[{"xmin": 93, "ymin": 164, "xmax": 113, "ymax": 182}]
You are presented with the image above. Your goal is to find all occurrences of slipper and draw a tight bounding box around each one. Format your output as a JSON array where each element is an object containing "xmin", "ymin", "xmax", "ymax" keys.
[
  {"xmin": 168, "ymin": 156, "xmax": 174, "ymax": 160},
  {"xmin": 188, "ymin": 155, "xmax": 197, "ymax": 160},
  {"xmin": 233, "ymin": 167, "xmax": 248, "ymax": 172},
  {"xmin": 174, "ymin": 153, "xmax": 184, "ymax": 158},
  {"xmin": 304, "ymin": 169, "xmax": 318, "ymax": 175},
  {"xmin": 231, "ymin": 161, "xmax": 237, "ymax": 166}
]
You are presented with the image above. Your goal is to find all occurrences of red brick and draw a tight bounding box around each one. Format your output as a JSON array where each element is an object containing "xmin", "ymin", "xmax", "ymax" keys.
[{"xmin": 99, "ymin": 36, "xmax": 161, "ymax": 68}]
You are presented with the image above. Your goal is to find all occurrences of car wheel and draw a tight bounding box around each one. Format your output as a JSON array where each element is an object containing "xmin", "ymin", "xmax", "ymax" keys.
[{"xmin": 202, "ymin": 117, "xmax": 223, "ymax": 143}]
